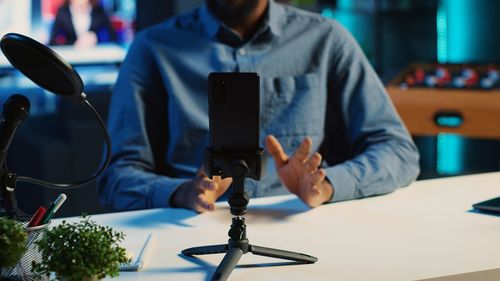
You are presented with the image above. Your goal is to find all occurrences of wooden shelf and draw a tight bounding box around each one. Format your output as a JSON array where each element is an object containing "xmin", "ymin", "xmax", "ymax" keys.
[{"xmin": 387, "ymin": 63, "xmax": 500, "ymax": 139}]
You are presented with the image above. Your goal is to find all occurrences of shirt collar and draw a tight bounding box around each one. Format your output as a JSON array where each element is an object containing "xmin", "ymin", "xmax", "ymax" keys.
[
  {"xmin": 199, "ymin": 0, "xmax": 286, "ymax": 40},
  {"xmin": 267, "ymin": 0, "xmax": 285, "ymax": 37},
  {"xmin": 199, "ymin": 3, "xmax": 221, "ymax": 40}
]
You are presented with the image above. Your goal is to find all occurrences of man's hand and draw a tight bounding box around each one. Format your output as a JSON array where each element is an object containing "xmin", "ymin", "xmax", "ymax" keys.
[
  {"xmin": 171, "ymin": 168, "xmax": 232, "ymax": 213},
  {"xmin": 265, "ymin": 135, "xmax": 334, "ymax": 207}
]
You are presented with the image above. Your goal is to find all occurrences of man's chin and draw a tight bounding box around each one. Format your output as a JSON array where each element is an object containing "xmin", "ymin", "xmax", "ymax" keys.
[
  {"xmin": 215, "ymin": 0, "xmax": 249, "ymax": 7},
  {"xmin": 206, "ymin": 0, "xmax": 261, "ymax": 26}
]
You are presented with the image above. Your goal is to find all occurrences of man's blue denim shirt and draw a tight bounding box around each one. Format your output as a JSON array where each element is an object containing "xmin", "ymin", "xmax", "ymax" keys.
[{"xmin": 98, "ymin": 0, "xmax": 420, "ymax": 210}]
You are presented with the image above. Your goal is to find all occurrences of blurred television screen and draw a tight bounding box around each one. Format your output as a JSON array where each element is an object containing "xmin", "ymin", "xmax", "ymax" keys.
[
  {"xmin": 0, "ymin": 0, "xmax": 31, "ymax": 37},
  {"xmin": 0, "ymin": 0, "xmax": 135, "ymax": 65}
]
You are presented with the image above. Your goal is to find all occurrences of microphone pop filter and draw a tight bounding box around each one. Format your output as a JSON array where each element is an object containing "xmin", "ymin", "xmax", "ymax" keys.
[{"xmin": 0, "ymin": 33, "xmax": 83, "ymax": 98}]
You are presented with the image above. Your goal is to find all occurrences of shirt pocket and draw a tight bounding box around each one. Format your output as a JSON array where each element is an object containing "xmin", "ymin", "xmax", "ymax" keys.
[{"xmin": 261, "ymin": 73, "xmax": 325, "ymax": 152}]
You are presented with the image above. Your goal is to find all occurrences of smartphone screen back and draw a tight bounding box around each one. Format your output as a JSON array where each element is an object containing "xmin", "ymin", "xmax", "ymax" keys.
[{"xmin": 208, "ymin": 72, "xmax": 260, "ymax": 151}]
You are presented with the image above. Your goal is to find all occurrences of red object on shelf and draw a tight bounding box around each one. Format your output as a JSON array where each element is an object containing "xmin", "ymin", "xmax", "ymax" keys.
[
  {"xmin": 27, "ymin": 206, "xmax": 47, "ymax": 227},
  {"xmin": 405, "ymin": 75, "xmax": 415, "ymax": 87},
  {"xmin": 436, "ymin": 67, "xmax": 451, "ymax": 82},
  {"xmin": 415, "ymin": 68, "xmax": 425, "ymax": 82}
]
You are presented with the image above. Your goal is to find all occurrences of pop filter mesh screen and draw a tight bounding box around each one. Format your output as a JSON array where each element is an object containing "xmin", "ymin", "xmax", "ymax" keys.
[{"xmin": 1, "ymin": 36, "xmax": 81, "ymax": 97}]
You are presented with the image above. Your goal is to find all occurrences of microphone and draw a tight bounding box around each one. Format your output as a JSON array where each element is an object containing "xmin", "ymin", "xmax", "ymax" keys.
[{"xmin": 0, "ymin": 94, "xmax": 30, "ymax": 170}]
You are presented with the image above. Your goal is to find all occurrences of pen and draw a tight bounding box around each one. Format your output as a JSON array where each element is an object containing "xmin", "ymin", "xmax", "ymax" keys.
[
  {"xmin": 27, "ymin": 206, "xmax": 47, "ymax": 227},
  {"xmin": 40, "ymin": 193, "xmax": 67, "ymax": 225},
  {"xmin": 119, "ymin": 233, "xmax": 154, "ymax": 272}
]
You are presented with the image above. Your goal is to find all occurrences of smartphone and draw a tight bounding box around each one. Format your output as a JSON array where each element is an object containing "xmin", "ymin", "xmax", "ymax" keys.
[{"xmin": 208, "ymin": 72, "xmax": 260, "ymax": 151}]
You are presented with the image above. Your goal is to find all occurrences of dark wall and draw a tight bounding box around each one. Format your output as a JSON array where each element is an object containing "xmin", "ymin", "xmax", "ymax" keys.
[
  {"xmin": 136, "ymin": 0, "xmax": 176, "ymax": 31},
  {"xmin": 135, "ymin": 0, "xmax": 204, "ymax": 31},
  {"xmin": 135, "ymin": 1, "xmax": 176, "ymax": 31}
]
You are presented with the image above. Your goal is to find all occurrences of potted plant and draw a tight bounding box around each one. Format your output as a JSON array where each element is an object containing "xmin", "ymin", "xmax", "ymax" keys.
[
  {"xmin": 32, "ymin": 215, "xmax": 130, "ymax": 281},
  {"xmin": 0, "ymin": 217, "xmax": 27, "ymax": 279}
]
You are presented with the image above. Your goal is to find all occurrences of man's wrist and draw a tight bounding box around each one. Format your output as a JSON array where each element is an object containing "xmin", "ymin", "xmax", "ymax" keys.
[
  {"xmin": 322, "ymin": 178, "xmax": 335, "ymax": 203},
  {"xmin": 169, "ymin": 180, "xmax": 190, "ymax": 208}
]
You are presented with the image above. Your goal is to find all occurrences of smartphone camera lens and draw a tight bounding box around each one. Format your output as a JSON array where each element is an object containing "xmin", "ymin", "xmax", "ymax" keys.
[{"xmin": 214, "ymin": 79, "xmax": 225, "ymax": 103}]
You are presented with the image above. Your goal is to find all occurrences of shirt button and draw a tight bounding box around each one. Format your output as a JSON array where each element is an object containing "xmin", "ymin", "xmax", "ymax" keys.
[{"xmin": 239, "ymin": 49, "xmax": 246, "ymax": 55}]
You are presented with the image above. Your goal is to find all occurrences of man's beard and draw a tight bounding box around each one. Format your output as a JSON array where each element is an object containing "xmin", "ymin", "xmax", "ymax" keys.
[{"xmin": 206, "ymin": 0, "xmax": 261, "ymax": 27}]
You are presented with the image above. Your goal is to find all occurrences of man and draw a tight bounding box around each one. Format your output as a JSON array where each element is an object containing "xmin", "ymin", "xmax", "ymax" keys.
[{"xmin": 98, "ymin": 0, "xmax": 420, "ymax": 212}]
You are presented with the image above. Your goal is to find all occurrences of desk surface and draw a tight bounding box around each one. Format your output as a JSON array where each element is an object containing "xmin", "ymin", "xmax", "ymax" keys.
[{"xmin": 61, "ymin": 172, "xmax": 500, "ymax": 281}]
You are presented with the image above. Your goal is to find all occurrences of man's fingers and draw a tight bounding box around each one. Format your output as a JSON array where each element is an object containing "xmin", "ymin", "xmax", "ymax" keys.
[
  {"xmin": 221, "ymin": 177, "xmax": 233, "ymax": 186},
  {"xmin": 197, "ymin": 177, "xmax": 216, "ymax": 191},
  {"xmin": 310, "ymin": 185, "xmax": 321, "ymax": 196},
  {"xmin": 210, "ymin": 176, "xmax": 233, "ymax": 196},
  {"xmin": 305, "ymin": 153, "xmax": 322, "ymax": 172},
  {"xmin": 265, "ymin": 135, "xmax": 288, "ymax": 167},
  {"xmin": 218, "ymin": 177, "xmax": 233, "ymax": 193},
  {"xmin": 197, "ymin": 165, "xmax": 207, "ymax": 177},
  {"xmin": 311, "ymin": 168, "xmax": 326, "ymax": 185},
  {"xmin": 292, "ymin": 137, "xmax": 312, "ymax": 162},
  {"xmin": 194, "ymin": 194, "xmax": 215, "ymax": 212},
  {"xmin": 193, "ymin": 194, "xmax": 207, "ymax": 213}
]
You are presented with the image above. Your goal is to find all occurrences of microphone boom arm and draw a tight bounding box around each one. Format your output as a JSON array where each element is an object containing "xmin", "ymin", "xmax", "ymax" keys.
[
  {"xmin": 0, "ymin": 34, "xmax": 113, "ymax": 217},
  {"xmin": 16, "ymin": 96, "xmax": 111, "ymax": 189}
]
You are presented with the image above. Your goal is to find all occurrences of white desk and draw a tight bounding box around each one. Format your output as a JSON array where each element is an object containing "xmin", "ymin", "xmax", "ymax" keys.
[{"xmin": 63, "ymin": 172, "xmax": 500, "ymax": 281}]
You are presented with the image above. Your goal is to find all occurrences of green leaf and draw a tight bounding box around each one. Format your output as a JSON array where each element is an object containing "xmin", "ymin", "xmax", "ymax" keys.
[
  {"xmin": 0, "ymin": 217, "xmax": 27, "ymax": 270},
  {"xmin": 32, "ymin": 215, "xmax": 131, "ymax": 281}
]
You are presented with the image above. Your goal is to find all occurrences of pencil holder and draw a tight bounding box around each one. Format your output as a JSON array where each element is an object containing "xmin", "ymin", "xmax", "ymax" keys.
[{"xmin": 5, "ymin": 218, "xmax": 50, "ymax": 281}]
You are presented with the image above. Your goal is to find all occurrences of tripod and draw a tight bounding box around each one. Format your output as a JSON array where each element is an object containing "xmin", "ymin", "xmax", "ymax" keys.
[{"xmin": 181, "ymin": 154, "xmax": 318, "ymax": 281}]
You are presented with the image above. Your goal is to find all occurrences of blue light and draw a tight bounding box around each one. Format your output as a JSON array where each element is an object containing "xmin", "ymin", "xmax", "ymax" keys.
[
  {"xmin": 321, "ymin": 8, "xmax": 334, "ymax": 19},
  {"xmin": 336, "ymin": 0, "xmax": 354, "ymax": 10},
  {"xmin": 436, "ymin": 116, "xmax": 463, "ymax": 128},
  {"xmin": 436, "ymin": 0, "xmax": 447, "ymax": 63},
  {"xmin": 437, "ymin": 134, "xmax": 464, "ymax": 175},
  {"xmin": 441, "ymin": 0, "xmax": 499, "ymax": 62},
  {"xmin": 435, "ymin": 1, "xmax": 465, "ymax": 175},
  {"xmin": 444, "ymin": 0, "xmax": 472, "ymax": 63}
]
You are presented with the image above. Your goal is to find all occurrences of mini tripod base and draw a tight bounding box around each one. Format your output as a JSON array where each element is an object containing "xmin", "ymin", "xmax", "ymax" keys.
[{"xmin": 182, "ymin": 216, "xmax": 317, "ymax": 281}]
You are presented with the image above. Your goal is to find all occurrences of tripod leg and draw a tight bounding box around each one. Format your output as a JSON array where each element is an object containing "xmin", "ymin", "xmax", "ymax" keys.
[
  {"xmin": 250, "ymin": 245, "xmax": 318, "ymax": 263},
  {"xmin": 182, "ymin": 244, "xmax": 227, "ymax": 256},
  {"xmin": 211, "ymin": 247, "xmax": 244, "ymax": 281}
]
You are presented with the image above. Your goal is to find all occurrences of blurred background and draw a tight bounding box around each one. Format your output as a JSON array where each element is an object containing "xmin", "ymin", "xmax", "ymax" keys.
[{"xmin": 0, "ymin": 0, "xmax": 499, "ymax": 217}]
